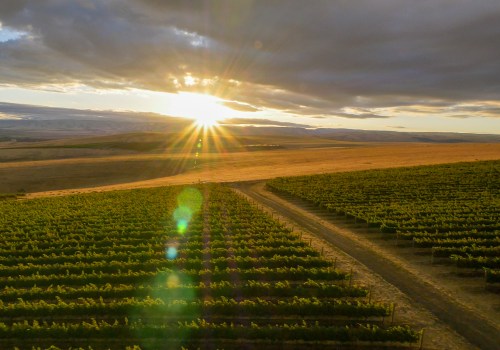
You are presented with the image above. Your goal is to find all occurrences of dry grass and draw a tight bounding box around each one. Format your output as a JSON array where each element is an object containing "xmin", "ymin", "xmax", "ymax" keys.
[
  {"xmin": 18, "ymin": 142, "xmax": 500, "ymax": 198},
  {"xmin": 0, "ymin": 147, "xmax": 128, "ymax": 163}
]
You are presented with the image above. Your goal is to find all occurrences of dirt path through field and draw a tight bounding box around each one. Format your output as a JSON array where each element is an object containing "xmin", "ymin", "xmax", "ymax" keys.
[{"xmin": 233, "ymin": 181, "xmax": 500, "ymax": 350}]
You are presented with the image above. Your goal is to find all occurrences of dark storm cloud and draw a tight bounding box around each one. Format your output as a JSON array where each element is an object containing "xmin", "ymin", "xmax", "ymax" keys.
[{"xmin": 1, "ymin": 0, "xmax": 500, "ymax": 118}]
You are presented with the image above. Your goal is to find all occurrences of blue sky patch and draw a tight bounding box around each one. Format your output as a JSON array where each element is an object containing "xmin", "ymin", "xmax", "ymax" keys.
[{"xmin": 0, "ymin": 26, "xmax": 24, "ymax": 42}]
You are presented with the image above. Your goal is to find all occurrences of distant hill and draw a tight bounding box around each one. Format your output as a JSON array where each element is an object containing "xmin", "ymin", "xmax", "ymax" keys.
[
  {"xmin": 223, "ymin": 126, "xmax": 500, "ymax": 142},
  {"xmin": 0, "ymin": 102, "xmax": 192, "ymax": 139},
  {"xmin": 309, "ymin": 128, "xmax": 500, "ymax": 143},
  {"xmin": 1, "ymin": 102, "xmax": 499, "ymax": 143}
]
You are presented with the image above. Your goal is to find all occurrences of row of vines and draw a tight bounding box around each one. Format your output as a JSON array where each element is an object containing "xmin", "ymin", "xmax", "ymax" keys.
[
  {"xmin": 0, "ymin": 184, "xmax": 419, "ymax": 349},
  {"xmin": 267, "ymin": 160, "xmax": 500, "ymax": 283}
]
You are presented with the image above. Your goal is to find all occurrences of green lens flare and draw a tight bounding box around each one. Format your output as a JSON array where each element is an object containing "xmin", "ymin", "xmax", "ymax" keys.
[
  {"xmin": 131, "ymin": 271, "xmax": 198, "ymax": 350},
  {"xmin": 176, "ymin": 219, "xmax": 188, "ymax": 234},
  {"xmin": 172, "ymin": 187, "xmax": 203, "ymax": 235},
  {"xmin": 173, "ymin": 206, "xmax": 192, "ymax": 222},
  {"xmin": 177, "ymin": 187, "xmax": 203, "ymax": 213}
]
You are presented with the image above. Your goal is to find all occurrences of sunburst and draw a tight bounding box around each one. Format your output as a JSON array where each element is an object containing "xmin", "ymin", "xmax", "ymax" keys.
[{"xmin": 172, "ymin": 92, "xmax": 225, "ymax": 128}]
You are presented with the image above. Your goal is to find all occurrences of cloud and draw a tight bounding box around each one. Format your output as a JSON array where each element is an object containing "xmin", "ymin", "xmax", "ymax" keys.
[
  {"xmin": 222, "ymin": 101, "xmax": 259, "ymax": 112},
  {"xmin": 378, "ymin": 102, "xmax": 500, "ymax": 119},
  {"xmin": 388, "ymin": 125, "xmax": 407, "ymax": 129},
  {"xmin": 221, "ymin": 118, "xmax": 309, "ymax": 128},
  {"xmin": 445, "ymin": 103, "xmax": 500, "ymax": 118},
  {"xmin": 0, "ymin": 0, "xmax": 500, "ymax": 120},
  {"xmin": 333, "ymin": 112, "xmax": 390, "ymax": 119}
]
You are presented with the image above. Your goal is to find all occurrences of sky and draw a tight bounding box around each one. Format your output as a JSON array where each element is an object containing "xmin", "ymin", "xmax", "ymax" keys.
[{"xmin": 0, "ymin": 0, "xmax": 499, "ymax": 134}]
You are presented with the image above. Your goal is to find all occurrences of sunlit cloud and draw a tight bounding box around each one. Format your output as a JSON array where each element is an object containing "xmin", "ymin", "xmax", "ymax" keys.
[
  {"xmin": 0, "ymin": 1, "xmax": 499, "ymax": 132},
  {"xmin": 372, "ymin": 101, "xmax": 500, "ymax": 119},
  {"xmin": 0, "ymin": 111, "xmax": 21, "ymax": 120},
  {"xmin": 223, "ymin": 101, "xmax": 260, "ymax": 112},
  {"xmin": 183, "ymin": 75, "xmax": 197, "ymax": 87},
  {"xmin": 220, "ymin": 118, "xmax": 310, "ymax": 128},
  {"xmin": 334, "ymin": 107, "xmax": 390, "ymax": 119}
]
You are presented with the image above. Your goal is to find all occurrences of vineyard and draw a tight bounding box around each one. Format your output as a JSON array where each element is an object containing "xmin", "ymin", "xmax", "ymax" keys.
[
  {"xmin": 0, "ymin": 184, "xmax": 419, "ymax": 349},
  {"xmin": 267, "ymin": 160, "xmax": 500, "ymax": 284}
]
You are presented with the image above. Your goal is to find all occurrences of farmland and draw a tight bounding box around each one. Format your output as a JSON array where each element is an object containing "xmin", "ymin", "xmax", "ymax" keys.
[
  {"xmin": 267, "ymin": 160, "xmax": 500, "ymax": 283},
  {"xmin": 0, "ymin": 184, "xmax": 419, "ymax": 349},
  {"xmin": 1, "ymin": 142, "xmax": 499, "ymax": 197}
]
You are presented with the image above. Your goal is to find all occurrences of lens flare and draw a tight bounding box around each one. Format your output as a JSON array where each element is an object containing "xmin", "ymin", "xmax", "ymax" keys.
[
  {"xmin": 177, "ymin": 187, "xmax": 203, "ymax": 213},
  {"xmin": 173, "ymin": 206, "xmax": 192, "ymax": 222},
  {"xmin": 166, "ymin": 273, "xmax": 181, "ymax": 288},
  {"xmin": 173, "ymin": 207, "xmax": 191, "ymax": 235},
  {"xmin": 172, "ymin": 187, "xmax": 203, "ymax": 235},
  {"xmin": 166, "ymin": 246, "xmax": 178, "ymax": 260},
  {"xmin": 176, "ymin": 219, "xmax": 188, "ymax": 234},
  {"xmin": 132, "ymin": 271, "xmax": 199, "ymax": 349}
]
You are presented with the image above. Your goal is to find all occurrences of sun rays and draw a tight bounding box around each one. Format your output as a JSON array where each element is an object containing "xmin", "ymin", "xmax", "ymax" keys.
[
  {"xmin": 161, "ymin": 95, "xmax": 243, "ymax": 176},
  {"xmin": 169, "ymin": 92, "xmax": 227, "ymax": 128}
]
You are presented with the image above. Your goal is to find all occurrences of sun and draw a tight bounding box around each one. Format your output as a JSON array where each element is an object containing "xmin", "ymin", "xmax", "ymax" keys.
[
  {"xmin": 195, "ymin": 114, "xmax": 219, "ymax": 128},
  {"xmin": 171, "ymin": 92, "xmax": 226, "ymax": 128},
  {"xmin": 161, "ymin": 90, "xmax": 245, "ymax": 157}
]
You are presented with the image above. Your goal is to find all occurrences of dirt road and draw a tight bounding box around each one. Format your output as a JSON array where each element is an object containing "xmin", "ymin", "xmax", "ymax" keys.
[{"xmin": 234, "ymin": 181, "xmax": 499, "ymax": 350}]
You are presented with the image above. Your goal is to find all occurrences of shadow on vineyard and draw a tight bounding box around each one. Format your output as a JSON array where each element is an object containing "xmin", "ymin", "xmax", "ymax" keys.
[{"xmin": 0, "ymin": 158, "xmax": 200, "ymax": 194}]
